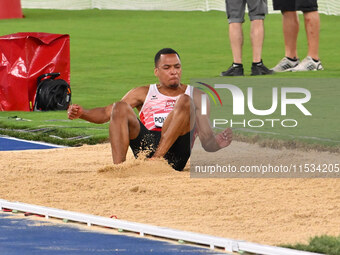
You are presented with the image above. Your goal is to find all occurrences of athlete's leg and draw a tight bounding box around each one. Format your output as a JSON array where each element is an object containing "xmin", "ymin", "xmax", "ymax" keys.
[
  {"xmin": 282, "ymin": 11, "xmax": 299, "ymax": 59},
  {"xmin": 303, "ymin": 11, "xmax": 320, "ymax": 60},
  {"xmin": 109, "ymin": 101, "xmax": 140, "ymax": 164},
  {"xmin": 152, "ymin": 94, "xmax": 195, "ymax": 158}
]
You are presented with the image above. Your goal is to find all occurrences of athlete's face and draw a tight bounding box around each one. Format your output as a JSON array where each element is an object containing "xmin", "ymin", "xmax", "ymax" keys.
[{"xmin": 154, "ymin": 54, "xmax": 182, "ymax": 88}]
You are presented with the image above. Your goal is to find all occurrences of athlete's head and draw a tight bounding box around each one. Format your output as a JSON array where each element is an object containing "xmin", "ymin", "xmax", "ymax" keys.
[
  {"xmin": 154, "ymin": 48, "xmax": 180, "ymax": 67},
  {"xmin": 154, "ymin": 48, "xmax": 182, "ymax": 88}
]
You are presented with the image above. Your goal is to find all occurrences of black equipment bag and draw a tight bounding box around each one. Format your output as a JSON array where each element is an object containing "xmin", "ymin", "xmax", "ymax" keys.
[{"xmin": 34, "ymin": 73, "xmax": 71, "ymax": 111}]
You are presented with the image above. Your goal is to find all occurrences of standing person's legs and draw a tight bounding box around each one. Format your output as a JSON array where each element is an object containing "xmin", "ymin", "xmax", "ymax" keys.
[
  {"xmin": 229, "ymin": 22, "xmax": 243, "ymax": 64},
  {"xmin": 247, "ymin": 0, "xmax": 267, "ymax": 63},
  {"xmin": 271, "ymin": 0, "xmax": 301, "ymax": 72},
  {"xmin": 221, "ymin": 0, "xmax": 245, "ymax": 76},
  {"xmin": 303, "ymin": 11, "xmax": 320, "ymax": 60},
  {"xmin": 225, "ymin": 0, "xmax": 246, "ymax": 64},
  {"xmin": 247, "ymin": 0, "xmax": 272, "ymax": 75},
  {"xmin": 109, "ymin": 101, "xmax": 140, "ymax": 164},
  {"xmin": 250, "ymin": 19, "xmax": 264, "ymax": 63},
  {"xmin": 248, "ymin": 0, "xmax": 267, "ymax": 63},
  {"xmin": 282, "ymin": 11, "xmax": 299, "ymax": 59},
  {"xmin": 290, "ymin": 0, "xmax": 323, "ymax": 71}
]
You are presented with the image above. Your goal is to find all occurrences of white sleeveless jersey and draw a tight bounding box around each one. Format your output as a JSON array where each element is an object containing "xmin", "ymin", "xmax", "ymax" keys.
[{"xmin": 139, "ymin": 84, "xmax": 191, "ymax": 131}]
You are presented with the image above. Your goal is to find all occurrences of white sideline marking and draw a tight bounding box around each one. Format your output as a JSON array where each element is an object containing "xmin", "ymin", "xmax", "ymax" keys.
[{"xmin": 0, "ymin": 199, "xmax": 323, "ymax": 255}]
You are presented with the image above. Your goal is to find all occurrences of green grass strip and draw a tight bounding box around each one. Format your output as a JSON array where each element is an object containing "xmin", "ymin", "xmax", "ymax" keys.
[{"xmin": 281, "ymin": 235, "xmax": 340, "ymax": 255}]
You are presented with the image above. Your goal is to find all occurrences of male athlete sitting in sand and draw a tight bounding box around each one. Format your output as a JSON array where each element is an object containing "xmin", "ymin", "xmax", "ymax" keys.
[{"xmin": 68, "ymin": 48, "xmax": 232, "ymax": 170}]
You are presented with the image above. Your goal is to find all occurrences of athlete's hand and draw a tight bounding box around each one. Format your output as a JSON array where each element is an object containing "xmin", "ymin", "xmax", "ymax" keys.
[
  {"xmin": 67, "ymin": 104, "xmax": 83, "ymax": 120},
  {"xmin": 215, "ymin": 128, "xmax": 232, "ymax": 149}
]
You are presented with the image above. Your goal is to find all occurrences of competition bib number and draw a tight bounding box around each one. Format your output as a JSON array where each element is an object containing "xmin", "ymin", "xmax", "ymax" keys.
[{"xmin": 154, "ymin": 113, "xmax": 169, "ymax": 128}]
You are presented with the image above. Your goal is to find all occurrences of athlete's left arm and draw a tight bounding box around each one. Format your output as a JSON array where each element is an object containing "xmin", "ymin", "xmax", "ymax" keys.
[
  {"xmin": 120, "ymin": 86, "xmax": 149, "ymax": 110},
  {"xmin": 193, "ymin": 88, "xmax": 232, "ymax": 152}
]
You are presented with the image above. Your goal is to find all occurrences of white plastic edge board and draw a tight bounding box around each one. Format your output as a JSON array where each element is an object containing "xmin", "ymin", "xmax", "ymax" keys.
[
  {"xmin": 0, "ymin": 136, "xmax": 67, "ymax": 148},
  {"xmin": 0, "ymin": 199, "xmax": 324, "ymax": 255}
]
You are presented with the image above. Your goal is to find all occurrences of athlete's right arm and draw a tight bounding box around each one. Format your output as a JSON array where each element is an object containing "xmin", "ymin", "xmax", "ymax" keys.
[
  {"xmin": 68, "ymin": 104, "xmax": 113, "ymax": 124},
  {"xmin": 67, "ymin": 86, "xmax": 148, "ymax": 123}
]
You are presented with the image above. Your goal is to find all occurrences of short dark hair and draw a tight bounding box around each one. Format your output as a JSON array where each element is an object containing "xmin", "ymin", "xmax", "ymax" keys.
[{"xmin": 154, "ymin": 48, "xmax": 180, "ymax": 67}]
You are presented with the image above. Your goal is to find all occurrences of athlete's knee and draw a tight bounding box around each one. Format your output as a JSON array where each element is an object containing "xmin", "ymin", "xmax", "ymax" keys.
[
  {"xmin": 175, "ymin": 94, "xmax": 193, "ymax": 113},
  {"xmin": 111, "ymin": 101, "xmax": 132, "ymax": 119}
]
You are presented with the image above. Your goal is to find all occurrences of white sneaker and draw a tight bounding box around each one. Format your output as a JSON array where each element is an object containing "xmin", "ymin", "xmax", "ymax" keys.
[
  {"xmin": 271, "ymin": 57, "xmax": 300, "ymax": 72},
  {"xmin": 291, "ymin": 56, "xmax": 324, "ymax": 72}
]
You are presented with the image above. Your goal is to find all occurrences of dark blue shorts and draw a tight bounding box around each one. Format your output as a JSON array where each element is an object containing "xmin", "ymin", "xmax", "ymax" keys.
[{"xmin": 129, "ymin": 120, "xmax": 192, "ymax": 171}]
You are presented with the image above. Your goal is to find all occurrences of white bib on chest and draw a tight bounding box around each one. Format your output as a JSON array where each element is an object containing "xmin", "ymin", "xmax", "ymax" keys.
[{"xmin": 139, "ymin": 84, "xmax": 191, "ymax": 131}]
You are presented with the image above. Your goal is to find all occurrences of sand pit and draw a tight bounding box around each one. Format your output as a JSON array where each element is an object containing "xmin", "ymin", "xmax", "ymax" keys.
[{"xmin": 0, "ymin": 141, "xmax": 339, "ymax": 246}]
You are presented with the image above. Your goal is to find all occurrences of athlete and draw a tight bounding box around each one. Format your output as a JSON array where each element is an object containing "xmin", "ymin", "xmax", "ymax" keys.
[{"xmin": 68, "ymin": 48, "xmax": 232, "ymax": 171}]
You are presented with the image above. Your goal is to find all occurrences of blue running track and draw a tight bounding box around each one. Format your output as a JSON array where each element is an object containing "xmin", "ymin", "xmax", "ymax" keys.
[
  {"xmin": 0, "ymin": 136, "xmax": 65, "ymax": 151},
  {"xmin": 0, "ymin": 213, "xmax": 224, "ymax": 255}
]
